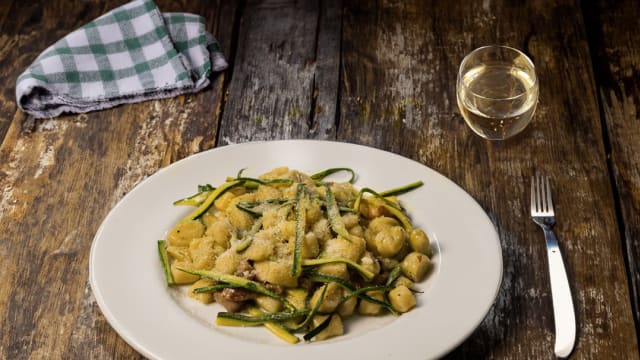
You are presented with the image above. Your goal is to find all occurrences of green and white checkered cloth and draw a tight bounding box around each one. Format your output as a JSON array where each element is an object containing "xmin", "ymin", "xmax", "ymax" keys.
[{"xmin": 16, "ymin": 0, "xmax": 227, "ymax": 118}]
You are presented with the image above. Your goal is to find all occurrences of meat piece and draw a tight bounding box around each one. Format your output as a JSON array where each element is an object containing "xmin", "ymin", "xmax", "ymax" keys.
[
  {"xmin": 221, "ymin": 287, "xmax": 254, "ymax": 302},
  {"xmin": 298, "ymin": 277, "xmax": 314, "ymax": 291},
  {"xmin": 264, "ymin": 283, "xmax": 284, "ymax": 295},
  {"xmin": 214, "ymin": 292, "xmax": 244, "ymax": 313},
  {"xmin": 213, "ymin": 289, "xmax": 244, "ymax": 313},
  {"xmin": 371, "ymin": 273, "xmax": 388, "ymax": 286},
  {"xmin": 234, "ymin": 260, "xmax": 257, "ymax": 280}
]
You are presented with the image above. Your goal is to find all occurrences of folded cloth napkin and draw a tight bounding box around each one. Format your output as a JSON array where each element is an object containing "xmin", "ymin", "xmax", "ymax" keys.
[{"xmin": 16, "ymin": 0, "xmax": 227, "ymax": 118}]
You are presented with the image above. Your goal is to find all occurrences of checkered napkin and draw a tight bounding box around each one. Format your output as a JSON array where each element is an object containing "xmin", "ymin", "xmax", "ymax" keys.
[{"xmin": 15, "ymin": 0, "xmax": 228, "ymax": 118}]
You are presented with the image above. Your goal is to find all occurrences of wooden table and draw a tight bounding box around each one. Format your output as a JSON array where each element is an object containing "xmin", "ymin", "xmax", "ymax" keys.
[{"xmin": 1, "ymin": 0, "xmax": 639, "ymax": 358}]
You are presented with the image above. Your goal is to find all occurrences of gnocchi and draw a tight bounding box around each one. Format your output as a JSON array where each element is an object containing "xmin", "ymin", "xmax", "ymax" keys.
[{"xmin": 158, "ymin": 167, "xmax": 431, "ymax": 343}]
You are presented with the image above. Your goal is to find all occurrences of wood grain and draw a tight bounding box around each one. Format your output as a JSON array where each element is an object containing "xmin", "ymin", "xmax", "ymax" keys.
[
  {"xmin": 218, "ymin": 0, "xmax": 342, "ymax": 143},
  {"xmin": 0, "ymin": 1, "xmax": 236, "ymax": 358},
  {"xmin": 583, "ymin": 0, "xmax": 640, "ymax": 342},
  {"xmin": 339, "ymin": 0, "xmax": 638, "ymax": 358},
  {"xmin": 0, "ymin": 1, "xmax": 12, "ymax": 25}
]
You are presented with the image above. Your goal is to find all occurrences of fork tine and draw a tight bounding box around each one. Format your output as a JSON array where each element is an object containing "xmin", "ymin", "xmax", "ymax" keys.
[
  {"xmin": 530, "ymin": 175, "xmax": 537, "ymax": 213},
  {"xmin": 531, "ymin": 174, "xmax": 542, "ymax": 213},
  {"xmin": 537, "ymin": 175, "xmax": 545, "ymax": 212},
  {"xmin": 531, "ymin": 175, "xmax": 540, "ymax": 214},
  {"xmin": 544, "ymin": 176, "xmax": 554, "ymax": 213}
]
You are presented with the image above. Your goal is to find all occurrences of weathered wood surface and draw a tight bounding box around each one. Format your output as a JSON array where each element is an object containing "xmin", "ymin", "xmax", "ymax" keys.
[
  {"xmin": 339, "ymin": 1, "xmax": 638, "ymax": 358},
  {"xmin": 583, "ymin": 0, "xmax": 640, "ymax": 338},
  {"xmin": 219, "ymin": 0, "xmax": 342, "ymax": 143},
  {"xmin": 0, "ymin": 0, "xmax": 639, "ymax": 359},
  {"xmin": 0, "ymin": 1, "xmax": 236, "ymax": 359}
]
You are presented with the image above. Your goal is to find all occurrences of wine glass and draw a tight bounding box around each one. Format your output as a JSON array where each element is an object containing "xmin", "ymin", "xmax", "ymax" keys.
[{"xmin": 456, "ymin": 45, "xmax": 538, "ymax": 140}]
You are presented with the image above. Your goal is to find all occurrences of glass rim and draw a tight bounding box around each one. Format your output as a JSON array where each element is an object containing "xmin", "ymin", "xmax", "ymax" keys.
[{"xmin": 457, "ymin": 45, "xmax": 538, "ymax": 101}]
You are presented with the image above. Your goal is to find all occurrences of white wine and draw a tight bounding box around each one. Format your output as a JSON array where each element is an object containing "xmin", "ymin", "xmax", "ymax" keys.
[{"xmin": 457, "ymin": 64, "xmax": 538, "ymax": 140}]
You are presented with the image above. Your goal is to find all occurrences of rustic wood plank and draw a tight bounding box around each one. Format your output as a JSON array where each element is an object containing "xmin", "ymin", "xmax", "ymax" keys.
[
  {"xmin": 0, "ymin": 1, "xmax": 236, "ymax": 358},
  {"xmin": 218, "ymin": 0, "xmax": 342, "ymax": 143},
  {"xmin": 582, "ymin": 0, "xmax": 640, "ymax": 342},
  {"xmin": 0, "ymin": 1, "xmax": 13, "ymax": 36},
  {"xmin": 340, "ymin": 0, "xmax": 638, "ymax": 358},
  {"xmin": 310, "ymin": 0, "xmax": 342, "ymax": 138},
  {"xmin": 0, "ymin": 1, "xmax": 14, "ymax": 143}
]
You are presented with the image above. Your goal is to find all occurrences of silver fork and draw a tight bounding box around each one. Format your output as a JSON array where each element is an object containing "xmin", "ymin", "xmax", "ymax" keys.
[{"xmin": 531, "ymin": 175, "xmax": 576, "ymax": 358}]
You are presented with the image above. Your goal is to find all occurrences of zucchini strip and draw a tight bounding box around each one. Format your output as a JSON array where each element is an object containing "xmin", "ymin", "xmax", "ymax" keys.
[
  {"xmin": 224, "ymin": 176, "xmax": 292, "ymax": 190},
  {"xmin": 235, "ymin": 203, "xmax": 262, "ymax": 217},
  {"xmin": 353, "ymin": 187, "xmax": 402, "ymax": 213},
  {"xmin": 248, "ymin": 307, "xmax": 300, "ymax": 344},
  {"xmin": 215, "ymin": 316, "xmax": 261, "ymax": 327},
  {"xmin": 217, "ymin": 309, "xmax": 310, "ymax": 324},
  {"xmin": 236, "ymin": 218, "xmax": 263, "ymax": 253},
  {"xmin": 354, "ymin": 189, "xmax": 413, "ymax": 232},
  {"xmin": 306, "ymin": 272, "xmax": 355, "ymax": 291},
  {"xmin": 324, "ymin": 184, "xmax": 353, "ymax": 242},
  {"xmin": 302, "ymin": 257, "xmax": 375, "ymax": 282},
  {"xmin": 192, "ymin": 284, "xmax": 242, "ymax": 294},
  {"xmin": 291, "ymin": 183, "xmax": 306, "ymax": 277},
  {"xmin": 303, "ymin": 314, "xmax": 333, "ymax": 341},
  {"xmin": 288, "ymin": 284, "xmax": 328, "ymax": 332},
  {"xmin": 179, "ymin": 180, "xmax": 244, "ymax": 223},
  {"xmin": 386, "ymin": 264, "xmax": 403, "ymax": 286},
  {"xmin": 235, "ymin": 177, "xmax": 294, "ymax": 186},
  {"xmin": 375, "ymin": 198, "xmax": 413, "ymax": 232},
  {"xmin": 198, "ymin": 184, "xmax": 215, "ymax": 192},
  {"xmin": 308, "ymin": 272, "xmax": 396, "ymax": 313},
  {"xmin": 339, "ymin": 206, "xmax": 357, "ymax": 213},
  {"xmin": 236, "ymin": 198, "xmax": 292, "ymax": 216},
  {"xmin": 173, "ymin": 185, "xmax": 215, "ymax": 206},
  {"xmin": 310, "ymin": 168, "xmax": 356, "ymax": 183},
  {"xmin": 238, "ymin": 198, "xmax": 292, "ymax": 207},
  {"xmin": 339, "ymin": 284, "xmax": 397, "ymax": 315},
  {"xmin": 378, "ymin": 181, "xmax": 424, "ymax": 197},
  {"xmin": 157, "ymin": 240, "xmax": 174, "ymax": 286},
  {"xmin": 308, "ymin": 194, "xmax": 354, "ymax": 213},
  {"xmin": 178, "ymin": 268, "xmax": 295, "ymax": 311}
]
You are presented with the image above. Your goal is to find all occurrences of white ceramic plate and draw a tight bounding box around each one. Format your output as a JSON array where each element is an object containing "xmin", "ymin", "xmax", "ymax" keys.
[{"xmin": 90, "ymin": 140, "xmax": 502, "ymax": 360}]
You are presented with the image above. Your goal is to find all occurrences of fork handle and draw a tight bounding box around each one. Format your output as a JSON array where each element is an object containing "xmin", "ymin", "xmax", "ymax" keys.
[{"xmin": 544, "ymin": 228, "xmax": 576, "ymax": 358}]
